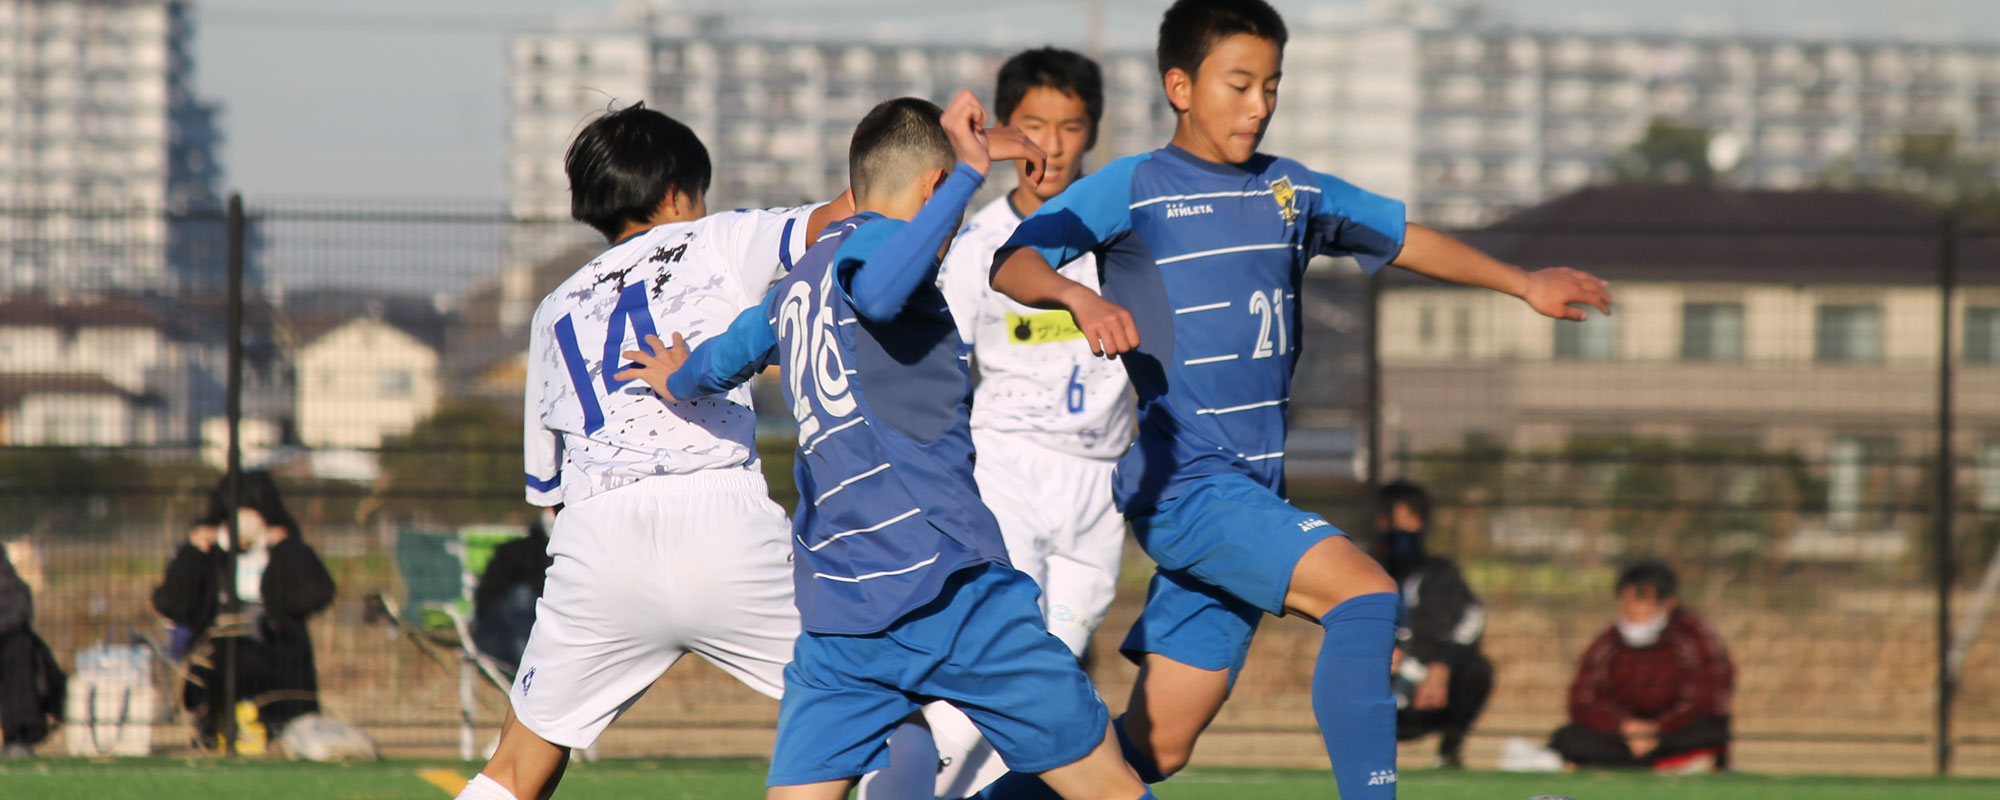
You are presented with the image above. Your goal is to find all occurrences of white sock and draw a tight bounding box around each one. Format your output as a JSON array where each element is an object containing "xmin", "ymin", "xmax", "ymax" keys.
[
  {"xmin": 925, "ymin": 702, "xmax": 1009, "ymax": 799},
  {"xmin": 456, "ymin": 774, "xmax": 520, "ymax": 800},
  {"xmin": 857, "ymin": 721, "xmax": 940, "ymax": 800}
]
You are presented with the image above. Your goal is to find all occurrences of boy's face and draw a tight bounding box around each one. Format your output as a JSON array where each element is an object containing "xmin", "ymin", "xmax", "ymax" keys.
[
  {"xmin": 1616, "ymin": 585, "xmax": 1678, "ymax": 625},
  {"xmin": 1008, "ymin": 86, "xmax": 1093, "ymax": 200},
  {"xmin": 1169, "ymin": 33, "xmax": 1282, "ymax": 164}
]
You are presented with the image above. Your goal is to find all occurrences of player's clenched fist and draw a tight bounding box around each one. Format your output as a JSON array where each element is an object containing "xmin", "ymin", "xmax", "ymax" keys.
[
  {"xmin": 614, "ymin": 332, "xmax": 690, "ymax": 401},
  {"xmin": 1062, "ymin": 286, "xmax": 1139, "ymax": 358},
  {"xmin": 940, "ymin": 90, "xmax": 993, "ymax": 175}
]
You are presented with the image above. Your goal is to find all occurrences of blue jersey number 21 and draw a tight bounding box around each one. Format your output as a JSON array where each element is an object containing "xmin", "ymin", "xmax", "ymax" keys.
[{"xmin": 553, "ymin": 283, "xmax": 660, "ymax": 434}]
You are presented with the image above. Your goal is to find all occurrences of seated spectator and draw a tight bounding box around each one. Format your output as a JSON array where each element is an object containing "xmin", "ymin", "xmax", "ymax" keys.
[
  {"xmin": 1551, "ymin": 560, "xmax": 1733, "ymax": 771},
  {"xmin": 0, "ymin": 544, "xmax": 63, "ymax": 757},
  {"xmin": 152, "ymin": 471, "xmax": 335, "ymax": 746},
  {"xmin": 470, "ymin": 512, "xmax": 554, "ymax": 676},
  {"xmin": 1371, "ymin": 479, "xmax": 1494, "ymax": 768}
]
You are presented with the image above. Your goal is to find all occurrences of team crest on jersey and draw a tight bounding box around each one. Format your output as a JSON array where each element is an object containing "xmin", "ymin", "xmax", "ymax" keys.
[{"xmin": 1269, "ymin": 176, "xmax": 1299, "ymax": 225}]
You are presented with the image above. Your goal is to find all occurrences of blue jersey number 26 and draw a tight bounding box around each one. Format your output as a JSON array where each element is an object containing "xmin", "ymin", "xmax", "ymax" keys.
[{"xmin": 553, "ymin": 283, "xmax": 660, "ymax": 435}]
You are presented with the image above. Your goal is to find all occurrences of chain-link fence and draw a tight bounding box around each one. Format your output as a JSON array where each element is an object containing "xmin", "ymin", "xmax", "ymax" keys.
[{"xmin": 1, "ymin": 189, "xmax": 1995, "ymax": 775}]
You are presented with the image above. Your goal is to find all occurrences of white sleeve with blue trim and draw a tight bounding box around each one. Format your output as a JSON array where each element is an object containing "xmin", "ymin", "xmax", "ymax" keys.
[
  {"xmin": 1307, "ymin": 171, "xmax": 1406, "ymax": 274},
  {"xmin": 523, "ymin": 308, "xmax": 564, "ymax": 506},
  {"xmin": 1003, "ymin": 155, "xmax": 1142, "ymax": 271}
]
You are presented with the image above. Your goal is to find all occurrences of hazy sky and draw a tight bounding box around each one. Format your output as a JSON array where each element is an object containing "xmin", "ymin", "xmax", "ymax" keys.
[{"xmin": 195, "ymin": 0, "xmax": 2000, "ymax": 201}]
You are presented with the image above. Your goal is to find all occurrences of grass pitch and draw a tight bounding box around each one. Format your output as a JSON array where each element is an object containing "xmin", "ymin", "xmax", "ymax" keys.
[{"xmin": 5, "ymin": 757, "xmax": 1994, "ymax": 799}]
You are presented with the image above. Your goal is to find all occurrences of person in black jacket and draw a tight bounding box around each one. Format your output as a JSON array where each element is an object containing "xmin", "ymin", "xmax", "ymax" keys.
[
  {"xmin": 470, "ymin": 514, "xmax": 554, "ymax": 676},
  {"xmin": 152, "ymin": 471, "xmax": 335, "ymax": 745},
  {"xmin": 1372, "ymin": 479, "xmax": 1494, "ymax": 768},
  {"xmin": 0, "ymin": 544, "xmax": 62, "ymax": 756}
]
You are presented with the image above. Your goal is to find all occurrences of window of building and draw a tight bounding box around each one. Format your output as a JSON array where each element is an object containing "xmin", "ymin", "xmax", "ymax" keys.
[
  {"xmin": 1418, "ymin": 307, "xmax": 1436, "ymax": 347},
  {"xmin": 381, "ymin": 370, "xmax": 413, "ymax": 398},
  {"xmin": 1553, "ymin": 311, "xmax": 1617, "ymax": 360},
  {"xmin": 1828, "ymin": 434, "xmax": 1896, "ymax": 531},
  {"xmin": 1966, "ymin": 306, "xmax": 2000, "ymax": 363},
  {"xmin": 1453, "ymin": 308, "xmax": 1473, "ymax": 357},
  {"xmin": 1816, "ymin": 305, "xmax": 1882, "ymax": 363},
  {"xmin": 1980, "ymin": 439, "xmax": 2000, "ymax": 513},
  {"xmin": 1682, "ymin": 302, "xmax": 1745, "ymax": 361}
]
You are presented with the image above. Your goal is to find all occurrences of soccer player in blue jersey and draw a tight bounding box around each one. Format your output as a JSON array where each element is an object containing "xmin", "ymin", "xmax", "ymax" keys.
[
  {"xmin": 616, "ymin": 92, "xmax": 1154, "ymax": 800},
  {"xmin": 975, "ymin": 2, "xmax": 1614, "ymax": 799}
]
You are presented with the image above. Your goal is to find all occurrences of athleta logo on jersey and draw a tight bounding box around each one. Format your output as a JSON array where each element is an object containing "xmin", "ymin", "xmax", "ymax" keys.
[
  {"xmin": 1367, "ymin": 769, "xmax": 1397, "ymax": 786},
  {"xmin": 1298, "ymin": 518, "xmax": 1329, "ymax": 533},
  {"xmin": 1165, "ymin": 202, "xmax": 1215, "ymax": 219}
]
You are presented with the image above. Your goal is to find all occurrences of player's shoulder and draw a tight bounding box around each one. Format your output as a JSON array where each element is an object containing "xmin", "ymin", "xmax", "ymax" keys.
[{"xmin": 1089, "ymin": 151, "xmax": 1154, "ymax": 189}]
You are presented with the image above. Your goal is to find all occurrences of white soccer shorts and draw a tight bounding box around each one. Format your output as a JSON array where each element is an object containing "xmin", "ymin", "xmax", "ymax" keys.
[
  {"xmin": 509, "ymin": 471, "xmax": 798, "ymax": 749},
  {"xmin": 971, "ymin": 429, "xmax": 1125, "ymax": 654}
]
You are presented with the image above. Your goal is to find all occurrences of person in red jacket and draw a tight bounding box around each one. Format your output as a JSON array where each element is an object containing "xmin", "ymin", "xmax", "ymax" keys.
[{"xmin": 1550, "ymin": 560, "xmax": 1732, "ymax": 771}]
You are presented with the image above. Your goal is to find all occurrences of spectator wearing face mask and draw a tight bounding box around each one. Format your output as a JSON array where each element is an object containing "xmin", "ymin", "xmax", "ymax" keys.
[
  {"xmin": 1550, "ymin": 560, "xmax": 1733, "ymax": 772},
  {"xmin": 152, "ymin": 471, "xmax": 335, "ymax": 747},
  {"xmin": 1371, "ymin": 479, "xmax": 1493, "ymax": 768}
]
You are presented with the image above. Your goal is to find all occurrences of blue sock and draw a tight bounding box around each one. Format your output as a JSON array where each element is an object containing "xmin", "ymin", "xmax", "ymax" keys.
[
  {"xmin": 1315, "ymin": 592, "xmax": 1401, "ymax": 799},
  {"xmin": 974, "ymin": 717, "xmax": 1163, "ymax": 800}
]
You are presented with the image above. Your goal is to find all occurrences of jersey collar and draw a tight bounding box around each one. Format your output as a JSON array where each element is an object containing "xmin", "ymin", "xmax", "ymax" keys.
[{"xmin": 1160, "ymin": 143, "xmax": 1265, "ymax": 176}]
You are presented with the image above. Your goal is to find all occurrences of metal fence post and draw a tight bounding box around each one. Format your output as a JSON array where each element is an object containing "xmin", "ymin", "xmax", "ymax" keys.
[
  {"xmin": 1365, "ymin": 269, "xmax": 1385, "ymax": 499},
  {"xmin": 1934, "ymin": 212, "xmax": 1958, "ymax": 776},
  {"xmin": 221, "ymin": 192, "xmax": 247, "ymax": 756}
]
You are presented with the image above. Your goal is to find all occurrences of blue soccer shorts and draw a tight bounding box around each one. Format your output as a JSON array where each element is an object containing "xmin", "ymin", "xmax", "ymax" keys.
[
  {"xmin": 766, "ymin": 563, "xmax": 1110, "ymax": 787},
  {"xmin": 1119, "ymin": 472, "xmax": 1346, "ymax": 683}
]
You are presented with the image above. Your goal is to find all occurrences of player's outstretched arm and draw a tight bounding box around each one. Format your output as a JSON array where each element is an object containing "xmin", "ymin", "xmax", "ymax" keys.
[
  {"xmin": 990, "ymin": 247, "xmax": 1136, "ymax": 357},
  {"xmin": 1393, "ymin": 223, "xmax": 1613, "ymax": 321},
  {"xmin": 615, "ymin": 302, "xmax": 777, "ymax": 402}
]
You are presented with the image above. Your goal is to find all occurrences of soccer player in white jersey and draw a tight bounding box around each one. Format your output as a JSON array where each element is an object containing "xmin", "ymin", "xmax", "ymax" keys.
[
  {"xmin": 863, "ymin": 48, "xmax": 1137, "ymax": 800},
  {"xmin": 454, "ymin": 103, "xmax": 852, "ymax": 800}
]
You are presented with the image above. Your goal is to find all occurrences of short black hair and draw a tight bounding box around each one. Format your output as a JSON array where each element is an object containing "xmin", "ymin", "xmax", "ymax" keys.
[
  {"xmin": 1157, "ymin": 0, "xmax": 1289, "ymax": 80},
  {"xmin": 565, "ymin": 102, "xmax": 712, "ymax": 241},
  {"xmin": 848, "ymin": 97, "xmax": 953, "ymax": 203},
  {"xmin": 1377, "ymin": 479, "xmax": 1432, "ymax": 527},
  {"xmin": 995, "ymin": 47, "xmax": 1104, "ymax": 150},
  {"xmin": 1617, "ymin": 560, "xmax": 1680, "ymax": 600},
  {"xmin": 198, "ymin": 470, "xmax": 298, "ymax": 536}
]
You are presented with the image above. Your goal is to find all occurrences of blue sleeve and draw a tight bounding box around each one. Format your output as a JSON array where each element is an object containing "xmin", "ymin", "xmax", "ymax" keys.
[
  {"xmin": 665, "ymin": 294, "xmax": 779, "ymax": 400},
  {"xmin": 1000, "ymin": 154, "xmax": 1143, "ymax": 272},
  {"xmin": 842, "ymin": 163, "xmax": 985, "ymax": 321},
  {"xmin": 1308, "ymin": 170, "xmax": 1407, "ymax": 274}
]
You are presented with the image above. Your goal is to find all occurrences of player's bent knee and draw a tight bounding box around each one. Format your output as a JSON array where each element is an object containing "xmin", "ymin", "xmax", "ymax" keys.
[
  {"xmin": 1150, "ymin": 743, "xmax": 1194, "ymax": 777},
  {"xmin": 1285, "ymin": 537, "xmax": 1397, "ymax": 619}
]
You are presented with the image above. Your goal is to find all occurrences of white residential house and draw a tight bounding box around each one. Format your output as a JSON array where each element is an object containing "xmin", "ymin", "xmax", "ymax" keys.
[
  {"xmin": 0, "ymin": 373, "xmax": 154, "ymax": 446},
  {"xmin": 1378, "ymin": 184, "xmax": 2000, "ymax": 561},
  {"xmin": 294, "ymin": 318, "xmax": 441, "ymax": 450},
  {"xmin": 0, "ymin": 295, "xmax": 215, "ymax": 445}
]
